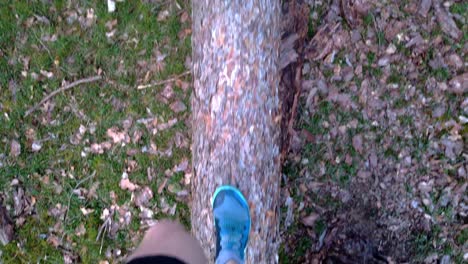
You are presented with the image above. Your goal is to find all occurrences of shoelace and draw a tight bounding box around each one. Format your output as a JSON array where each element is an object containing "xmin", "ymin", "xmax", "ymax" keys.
[{"xmin": 219, "ymin": 224, "xmax": 243, "ymax": 252}]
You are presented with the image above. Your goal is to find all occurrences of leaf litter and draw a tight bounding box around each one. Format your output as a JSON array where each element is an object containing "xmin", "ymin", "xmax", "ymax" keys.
[{"xmin": 281, "ymin": 0, "xmax": 467, "ymax": 262}]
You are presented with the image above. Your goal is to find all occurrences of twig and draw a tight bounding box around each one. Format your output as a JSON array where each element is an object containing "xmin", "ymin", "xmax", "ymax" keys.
[
  {"xmin": 96, "ymin": 217, "xmax": 110, "ymax": 242},
  {"xmin": 25, "ymin": 75, "xmax": 102, "ymax": 117},
  {"xmin": 137, "ymin": 71, "xmax": 190, "ymax": 90},
  {"xmin": 33, "ymin": 32, "xmax": 53, "ymax": 59},
  {"xmin": 99, "ymin": 221, "xmax": 107, "ymax": 255},
  {"xmin": 61, "ymin": 171, "xmax": 96, "ymax": 242},
  {"xmin": 96, "ymin": 214, "xmax": 113, "ymax": 255},
  {"xmin": 63, "ymin": 171, "xmax": 96, "ymax": 221}
]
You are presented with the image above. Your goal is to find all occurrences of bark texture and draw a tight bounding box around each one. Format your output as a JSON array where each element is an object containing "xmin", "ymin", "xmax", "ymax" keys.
[{"xmin": 191, "ymin": 0, "xmax": 281, "ymax": 263}]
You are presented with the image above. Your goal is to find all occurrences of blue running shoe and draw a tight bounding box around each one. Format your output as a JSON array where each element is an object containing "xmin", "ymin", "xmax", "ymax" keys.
[{"xmin": 212, "ymin": 185, "xmax": 251, "ymax": 264}]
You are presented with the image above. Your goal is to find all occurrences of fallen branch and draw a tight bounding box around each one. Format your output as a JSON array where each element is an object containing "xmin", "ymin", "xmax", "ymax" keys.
[
  {"xmin": 25, "ymin": 75, "xmax": 102, "ymax": 117},
  {"xmin": 137, "ymin": 71, "xmax": 190, "ymax": 90}
]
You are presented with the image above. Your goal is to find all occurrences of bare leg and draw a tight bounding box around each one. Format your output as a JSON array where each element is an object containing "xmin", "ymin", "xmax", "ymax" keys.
[{"xmin": 127, "ymin": 220, "xmax": 207, "ymax": 264}]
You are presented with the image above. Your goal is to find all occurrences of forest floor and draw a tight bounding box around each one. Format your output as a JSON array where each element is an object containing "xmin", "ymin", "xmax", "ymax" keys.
[{"xmin": 0, "ymin": 0, "xmax": 466, "ymax": 263}]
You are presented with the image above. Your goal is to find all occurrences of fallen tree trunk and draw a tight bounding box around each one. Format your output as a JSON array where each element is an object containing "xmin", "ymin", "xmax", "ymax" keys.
[{"xmin": 191, "ymin": 0, "xmax": 281, "ymax": 263}]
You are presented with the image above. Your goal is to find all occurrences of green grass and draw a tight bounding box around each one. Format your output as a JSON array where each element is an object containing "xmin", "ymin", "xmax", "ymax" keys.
[
  {"xmin": 376, "ymin": 31, "xmax": 387, "ymax": 46},
  {"xmin": 307, "ymin": 3, "xmax": 326, "ymax": 39},
  {"xmin": 363, "ymin": 52, "xmax": 382, "ymax": 77},
  {"xmin": 279, "ymin": 232, "xmax": 313, "ymax": 263},
  {"xmin": 456, "ymin": 228, "xmax": 467, "ymax": 245},
  {"xmin": 449, "ymin": 2, "xmax": 467, "ymax": 16},
  {"xmin": 297, "ymin": 100, "xmax": 363, "ymax": 188},
  {"xmin": 412, "ymin": 224, "xmax": 466, "ymax": 263},
  {"xmin": 412, "ymin": 232, "xmax": 434, "ymax": 259},
  {"xmin": 432, "ymin": 67, "xmax": 451, "ymax": 81},
  {"xmin": 0, "ymin": 1, "xmax": 191, "ymax": 262},
  {"xmin": 387, "ymin": 70, "xmax": 403, "ymax": 84},
  {"xmin": 367, "ymin": 52, "xmax": 376, "ymax": 64},
  {"xmin": 363, "ymin": 13, "xmax": 373, "ymax": 26}
]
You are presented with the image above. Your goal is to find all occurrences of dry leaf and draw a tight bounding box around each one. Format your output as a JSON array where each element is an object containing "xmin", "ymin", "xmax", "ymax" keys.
[
  {"xmin": 10, "ymin": 139, "xmax": 21, "ymax": 157},
  {"xmin": 328, "ymin": 92, "xmax": 355, "ymax": 109},
  {"xmin": 0, "ymin": 204, "xmax": 14, "ymax": 245},
  {"xmin": 134, "ymin": 186, "xmax": 153, "ymax": 207},
  {"xmin": 122, "ymin": 119, "xmax": 133, "ymax": 130},
  {"xmin": 158, "ymin": 178, "xmax": 168, "ymax": 194},
  {"xmin": 107, "ymin": 0, "xmax": 116, "ymax": 13},
  {"xmin": 352, "ymin": 134, "xmax": 364, "ymax": 154},
  {"xmin": 100, "ymin": 208, "xmax": 110, "ymax": 220},
  {"xmin": 180, "ymin": 11, "xmax": 190, "ymax": 23},
  {"xmin": 105, "ymin": 19, "xmax": 118, "ymax": 30},
  {"xmin": 305, "ymin": 23, "xmax": 340, "ymax": 61},
  {"xmin": 284, "ymin": 197, "xmax": 294, "ymax": 228},
  {"xmin": 151, "ymin": 50, "xmax": 166, "ymax": 73},
  {"xmin": 140, "ymin": 207, "xmax": 154, "ymax": 221},
  {"xmin": 175, "ymin": 79, "xmax": 190, "ymax": 92},
  {"xmin": 120, "ymin": 178, "xmax": 137, "ymax": 191},
  {"xmin": 25, "ymin": 127, "xmax": 36, "ymax": 145},
  {"xmin": 63, "ymin": 254, "xmax": 74, "ymax": 264},
  {"xmin": 89, "ymin": 143, "xmax": 103, "ymax": 154},
  {"xmin": 87, "ymin": 181, "xmax": 100, "ymax": 200},
  {"xmin": 89, "ymin": 141, "xmax": 112, "ymax": 154},
  {"xmin": 157, "ymin": 10, "xmax": 170, "ymax": 22},
  {"xmin": 280, "ymin": 34, "xmax": 299, "ymax": 70},
  {"xmin": 170, "ymin": 101, "xmax": 187, "ymax": 113},
  {"xmin": 31, "ymin": 141, "xmax": 42, "ymax": 152},
  {"xmin": 174, "ymin": 132, "xmax": 189, "ymax": 149},
  {"xmin": 75, "ymin": 223, "xmax": 86, "ymax": 236},
  {"xmin": 445, "ymin": 53, "xmax": 463, "ymax": 70},
  {"xmin": 132, "ymin": 130, "xmax": 143, "ymax": 144},
  {"xmin": 79, "ymin": 8, "xmax": 97, "ymax": 29},
  {"xmin": 161, "ymin": 84, "xmax": 174, "ymax": 99},
  {"xmin": 126, "ymin": 160, "xmax": 138, "ymax": 173},
  {"xmin": 70, "ymin": 125, "xmax": 87, "ymax": 145},
  {"xmin": 184, "ymin": 172, "xmax": 192, "ymax": 185},
  {"xmin": 173, "ymin": 159, "xmax": 189, "ymax": 172},
  {"xmin": 448, "ymin": 73, "xmax": 467, "ymax": 94},
  {"xmin": 39, "ymin": 70, "xmax": 54, "ymax": 79},
  {"xmin": 341, "ymin": 0, "xmax": 365, "ymax": 27},
  {"xmin": 178, "ymin": 28, "xmax": 192, "ymax": 40},
  {"xmin": 434, "ymin": 2, "xmax": 461, "ymax": 40},
  {"xmin": 48, "ymin": 204, "xmax": 66, "ymax": 218},
  {"xmin": 157, "ymin": 118, "xmax": 178, "ymax": 131},
  {"xmin": 80, "ymin": 207, "xmax": 95, "ymax": 216},
  {"xmin": 418, "ymin": 0, "xmax": 432, "ymax": 17},
  {"xmin": 302, "ymin": 213, "xmax": 320, "ymax": 227},
  {"xmin": 47, "ymin": 235, "xmax": 60, "ymax": 248},
  {"xmin": 127, "ymin": 148, "xmax": 139, "ymax": 156},
  {"xmin": 169, "ymin": 204, "xmax": 177, "ymax": 215},
  {"xmin": 107, "ymin": 127, "xmax": 129, "ymax": 144}
]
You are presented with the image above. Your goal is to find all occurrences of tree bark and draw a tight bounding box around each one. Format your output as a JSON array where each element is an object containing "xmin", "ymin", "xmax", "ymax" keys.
[
  {"xmin": 279, "ymin": 0, "xmax": 309, "ymax": 160},
  {"xmin": 191, "ymin": 0, "xmax": 281, "ymax": 263}
]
